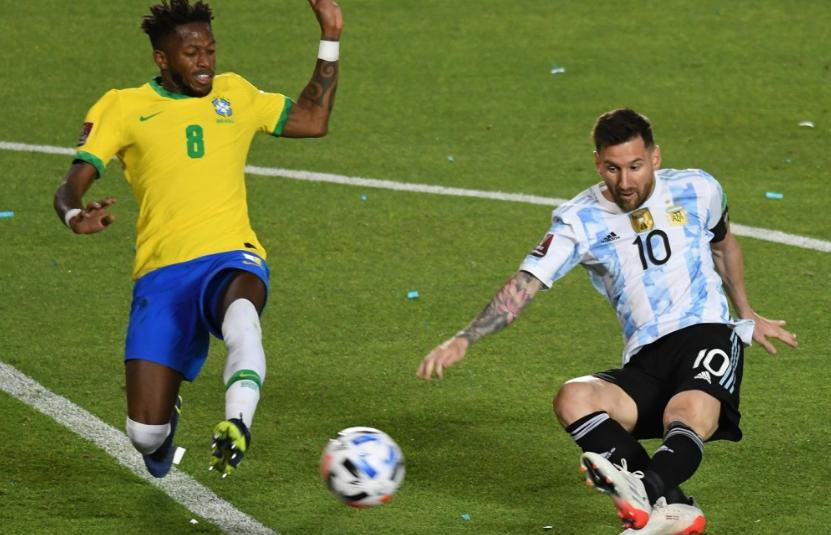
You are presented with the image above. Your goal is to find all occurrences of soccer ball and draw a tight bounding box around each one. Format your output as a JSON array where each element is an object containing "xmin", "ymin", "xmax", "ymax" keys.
[{"xmin": 320, "ymin": 426, "xmax": 405, "ymax": 507}]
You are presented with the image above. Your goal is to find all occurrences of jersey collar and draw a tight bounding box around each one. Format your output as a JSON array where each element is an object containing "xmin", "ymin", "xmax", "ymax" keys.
[
  {"xmin": 149, "ymin": 77, "xmax": 195, "ymax": 100},
  {"xmin": 594, "ymin": 171, "xmax": 664, "ymax": 214}
]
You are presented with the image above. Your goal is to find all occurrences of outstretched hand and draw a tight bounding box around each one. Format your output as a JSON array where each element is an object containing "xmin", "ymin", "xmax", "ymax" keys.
[
  {"xmin": 69, "ymin": 196, "xmax": 117, "ymax": 234},
  {"xmin": 417, "ymin": 337, "xmax": 469, "ymax": 380},
  {"xmin": 307, "ymin": 0, "xmax": 343, "ymax": 40},
  {"xmin": 751, "ymin": 312, "xmax": 798, "ymax": 354}
]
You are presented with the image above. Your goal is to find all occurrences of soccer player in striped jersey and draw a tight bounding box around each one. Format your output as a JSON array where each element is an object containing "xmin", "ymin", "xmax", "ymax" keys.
[
  {"xmin": 417, "ymin": 108, "xmax": 797, "ymax": 533},
  {"xmin": 53, "ymin": 0, "xmax": 342, "ymax": 478}
]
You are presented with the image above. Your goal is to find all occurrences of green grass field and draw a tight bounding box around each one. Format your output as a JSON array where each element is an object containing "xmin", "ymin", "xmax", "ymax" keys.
[{"xmin": 1, "ymin": 1, "xmax": 829, "ymax": 533}]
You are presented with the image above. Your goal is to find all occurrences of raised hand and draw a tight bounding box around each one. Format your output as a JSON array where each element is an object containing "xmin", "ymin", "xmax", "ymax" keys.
[{"xmin": 307, "ymin": 0, "xmax": 343, "ymax": 40}]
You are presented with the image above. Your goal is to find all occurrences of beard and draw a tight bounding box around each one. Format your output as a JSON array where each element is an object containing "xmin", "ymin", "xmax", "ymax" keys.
[{"xmin": 171, "ymin": 70, "xmax": 211, "ymax": 97}]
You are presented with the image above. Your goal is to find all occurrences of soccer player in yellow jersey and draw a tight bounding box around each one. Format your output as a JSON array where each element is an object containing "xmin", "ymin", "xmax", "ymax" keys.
[{"xmin": 52, "ymin": 0, "xmax": 343, "ymax": 478}]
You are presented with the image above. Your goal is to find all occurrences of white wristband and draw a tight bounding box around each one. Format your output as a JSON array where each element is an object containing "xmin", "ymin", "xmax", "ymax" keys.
[
  {"xmin": 318, "ymin": 40, "xmax": 339, "ymax": 62},
  {"xmin": 64, "ymin": 208, "xmax": 82, "ymax": 228}
]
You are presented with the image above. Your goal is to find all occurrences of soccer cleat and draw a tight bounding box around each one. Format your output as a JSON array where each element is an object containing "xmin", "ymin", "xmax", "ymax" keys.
[
  {"xmin": 619, "ymin": 497, "xmax": 706, "ymax": 534},
  {"xmin": 209, "ymin": 417, "xmax": 250, "ymax": 477},
  {"xmin": 142, "ymin": 395, "xmax": 182, "ymax": 478},
  {"xmin": 581, "ymin": 451, "xmax": 652, "ymax": 529}
]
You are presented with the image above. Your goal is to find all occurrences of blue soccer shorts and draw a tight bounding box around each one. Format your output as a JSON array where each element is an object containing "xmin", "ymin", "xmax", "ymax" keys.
[{"xmin": 124, "ymin": 250, "xmax": 270, "ymax": 381}]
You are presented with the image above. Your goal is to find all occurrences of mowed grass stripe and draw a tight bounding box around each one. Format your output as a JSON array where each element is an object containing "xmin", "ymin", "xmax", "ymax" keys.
[
  {"xmin": 0, "ymin": 362, "xmax": 276, "ymax": 535},
  {"xmin": 3, "ymin": 139, "xmax": 830, "ymax": 254}
]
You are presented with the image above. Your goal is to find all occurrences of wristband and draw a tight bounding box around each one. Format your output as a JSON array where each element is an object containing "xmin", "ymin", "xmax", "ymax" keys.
[
  {"xmin": 64, "ymin": 208, "xmax": 82, "ymax": 228},
  {"xmin": 318, "ymin": 40, "xmax": 340, "ymax": 62}
]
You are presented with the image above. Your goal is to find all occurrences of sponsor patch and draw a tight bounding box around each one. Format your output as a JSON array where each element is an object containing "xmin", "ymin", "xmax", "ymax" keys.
[
  {"xmin": 629, "ymin": 208, "xmax": 654, "ymax": 233},
  {"xmin": 77, "ymin": 122, "xmax": 93, "ymax": 146},
  {"xmin": 531, "ymin": 233, "xmax": 554, "ymax": 257}
]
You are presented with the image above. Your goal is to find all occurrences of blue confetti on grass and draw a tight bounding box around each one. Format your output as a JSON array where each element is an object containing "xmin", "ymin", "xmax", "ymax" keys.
[
  {"xmin": 0, "ymin": 211, "xmax": 15, "ymax": 218},
  {"xmin": 461, "ymin": 513, "xmax": 471, "ymax": 521},
  {"xmin": 765, "ymin": 192, "xmax": 784, "ymax": 200},
  {"xmin": 407, "ymin": 290, "xmax": 419, "ymax": 299}
]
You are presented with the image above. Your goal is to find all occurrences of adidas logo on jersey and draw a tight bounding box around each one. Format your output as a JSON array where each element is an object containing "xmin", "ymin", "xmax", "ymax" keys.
[
  {"xmin": 600, "ymin": 231, "xmax": 620, "ymax": 243},
  {"xmin": 694, "ymin": 371, "xmax": 712, "ymax": 384}
]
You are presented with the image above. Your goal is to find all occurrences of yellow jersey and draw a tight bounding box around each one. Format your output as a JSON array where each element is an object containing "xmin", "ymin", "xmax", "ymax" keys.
[{"xmin": 74, "ymin": 73, "xmax": 293, "ymax": 279}]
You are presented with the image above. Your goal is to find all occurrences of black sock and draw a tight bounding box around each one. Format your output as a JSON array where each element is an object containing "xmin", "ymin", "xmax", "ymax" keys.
[
  {"xmin": 644, "ymin": 421, "xmax": 704, "ymax": 504},
  {"xmin": 565, "ymin": 411, "xmax": 650, "ymax": 470}
]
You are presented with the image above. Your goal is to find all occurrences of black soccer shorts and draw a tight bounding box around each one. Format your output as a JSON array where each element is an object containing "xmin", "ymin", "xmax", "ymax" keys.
[{"xmin": 594, "ymin": 323, "xmax": 744, "ymax": 442}]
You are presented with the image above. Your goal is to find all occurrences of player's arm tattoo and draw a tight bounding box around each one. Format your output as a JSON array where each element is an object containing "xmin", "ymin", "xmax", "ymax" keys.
[
  {"xmin": 457, "ymin": 271, "xmax": 542, "ymax": 346},
  {"xmin": 298, "ymin": 59, "xmax": 338, "ymax": 110}
]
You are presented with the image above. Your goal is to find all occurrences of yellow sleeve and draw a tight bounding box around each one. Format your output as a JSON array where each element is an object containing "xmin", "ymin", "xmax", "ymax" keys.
[
  {"xmin": 234, "ymin": 74, "xmax": 294, "ymax": 137},
  {"xmin": 73, "ymin": 89, "xmax": 125, "ymax": 178},
  {"xmin": 257, "ymin": 90, "xmax": 294, "ymax": 137}
]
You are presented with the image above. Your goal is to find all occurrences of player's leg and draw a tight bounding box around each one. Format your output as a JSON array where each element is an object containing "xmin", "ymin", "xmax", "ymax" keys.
[
  {"xmin": 209, "ymin": 269, "xmax": 267, "ymax": 475},
  {"xmin": 555, "ymin": 376, "xmax": 653, "ymax": 528},
  {"xmin": 642, "ymin": 325, "xmax": 745, "ymax": 502},
  {"xmin": 554, "ymin": 375, "xmax": 650, "ymax": 468},
  {"xmin": 125, "ymin": 359, "xmax": 184, "ymax": 478},
  {"xmin": 638, "ymin": 389, "xmax": 719, "ymax": 504}
]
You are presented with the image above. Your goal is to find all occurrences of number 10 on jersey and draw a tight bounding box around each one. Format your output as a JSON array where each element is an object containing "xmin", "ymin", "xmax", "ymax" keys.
[{"xmin": 632, "ymin": 230, "xmax": 672, "ymax": 270}]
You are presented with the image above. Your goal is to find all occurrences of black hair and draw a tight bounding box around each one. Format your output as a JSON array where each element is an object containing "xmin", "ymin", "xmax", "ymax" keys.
[
  {"xmin": 141, "ymin": 0, "xmax": 213, "ymax": 48},
  {"xmin": 592, "ymin": 108, "xmax": 654, "ymax": 151}
]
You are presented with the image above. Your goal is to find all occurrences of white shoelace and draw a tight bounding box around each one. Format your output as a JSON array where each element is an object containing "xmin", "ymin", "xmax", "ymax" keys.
[{"xmin": 615, "ymin": 458, "xmax": 645, "ymax": 479}]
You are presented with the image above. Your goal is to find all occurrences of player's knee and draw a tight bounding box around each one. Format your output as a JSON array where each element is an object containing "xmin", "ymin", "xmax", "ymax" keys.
[
  {"xmin": 664, "ymin": 393, "xmax": 720, "ymax": 439},
  {"xmin": 554, "ymin": 380, "xmax": 597, "ymax": 426},
  {"xmin": 126, "ymin": 417, "xmax": 170, "ymax": 455}
]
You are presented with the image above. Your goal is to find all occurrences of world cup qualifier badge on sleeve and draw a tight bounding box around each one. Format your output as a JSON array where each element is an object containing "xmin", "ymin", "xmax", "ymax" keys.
[{"xmin": 77, "ymin": 122, "xmax": 93, "ymax": 146}]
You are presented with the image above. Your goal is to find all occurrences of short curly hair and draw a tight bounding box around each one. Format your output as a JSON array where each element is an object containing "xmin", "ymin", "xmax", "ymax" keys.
[{"xmin": 141, "ymin": 0, "xmax": 214, "ymax": 48}]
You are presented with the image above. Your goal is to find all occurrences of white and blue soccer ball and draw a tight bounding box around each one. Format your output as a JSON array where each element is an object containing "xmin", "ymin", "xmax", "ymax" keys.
[{"xmin": 320, "ymin": 426, "xmax": 405, "ymax": 507}]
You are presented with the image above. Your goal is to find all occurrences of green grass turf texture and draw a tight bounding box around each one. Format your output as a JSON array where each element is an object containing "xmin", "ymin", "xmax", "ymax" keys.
[{"xmin": 0, "ymin": 1, "xmax": 829, "ymax": 533}]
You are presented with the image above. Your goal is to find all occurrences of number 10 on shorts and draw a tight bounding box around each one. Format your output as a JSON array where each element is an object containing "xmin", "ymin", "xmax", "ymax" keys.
[{"xmin": 692, "ymin": 348, "xmax": 729, "ymax": 377}]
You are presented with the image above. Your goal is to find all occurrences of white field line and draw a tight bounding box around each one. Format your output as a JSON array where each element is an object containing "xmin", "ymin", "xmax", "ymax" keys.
[
  {"xmin": 3, "ymin": 140, "xmax": 830, "ymax": 254},
  {"xmin": 0, "ymin": 362, "xmax": 276, "ymax": 535}
]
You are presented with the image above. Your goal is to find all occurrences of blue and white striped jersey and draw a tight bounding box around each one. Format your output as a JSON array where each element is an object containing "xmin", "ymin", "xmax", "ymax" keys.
[{"xmin": 520, "ymin": 168, "xmax": 746, "ymax": 364}]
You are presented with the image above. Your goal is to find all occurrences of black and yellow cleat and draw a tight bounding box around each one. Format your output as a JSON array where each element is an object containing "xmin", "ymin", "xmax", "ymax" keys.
[{"xmin": 209, "ymin": 418, "xmax": 250, "ymax": 477}]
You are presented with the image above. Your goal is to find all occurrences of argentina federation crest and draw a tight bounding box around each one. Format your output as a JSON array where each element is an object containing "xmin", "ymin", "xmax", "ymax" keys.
[
  {"xmin": 629, "ymin": 207, "xmax": 654, "ymax": 233},
  {"xmin": 666, "ymin": 206, "xmax": 688, "ymax": 226},
  {"xmin": 212, "ymin": 97, "xmax": 233, "ymax": 117}
]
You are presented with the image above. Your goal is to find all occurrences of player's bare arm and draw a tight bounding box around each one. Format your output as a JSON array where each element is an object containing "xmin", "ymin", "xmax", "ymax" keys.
[
  {"xmin": 53, "ymin": 161, "xmax": 117, "ymax": 234},
  {"xmin": 281, "ymin": 0, "xmax": 342, "ymax": 138},
  {"xmin": 711, "ymin": 229, "xmax": 797, "ymax": 354},
  {"xmin": 416, "ymin": 271, "xmax": 543, "ymax": 380}
]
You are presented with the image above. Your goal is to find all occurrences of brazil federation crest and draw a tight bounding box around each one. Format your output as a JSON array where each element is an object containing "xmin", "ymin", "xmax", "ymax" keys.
[
  {"xmin": 629, "ymin": 208, "xmax": 654, "ymax": 233},
  {"xmin": 212, "ymin": 97, "xmax": 233, "ymax": 117}
]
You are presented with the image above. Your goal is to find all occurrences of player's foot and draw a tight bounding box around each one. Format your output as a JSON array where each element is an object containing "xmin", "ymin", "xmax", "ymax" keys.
[
  {"xmin": 581, "ymin": 451, "xmax": 652, "ymax": 529},
  {"xmin": 209, "ymin": 417, "xmax": 250, "ymax": 477},
  {"xmin": 619, "ymin": 496, "xmax": 706, "ymax": 534},
  {"xmin": 142, "ymin": 395, "xmax": 182, "ymax": 478}
]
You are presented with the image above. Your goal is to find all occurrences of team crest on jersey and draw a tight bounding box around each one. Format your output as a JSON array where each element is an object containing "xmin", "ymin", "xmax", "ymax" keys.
[
  {"xmin": 666, "ymin": 206, "xmax": 688, "ymax": 226},
  {"xmin": 212, "ymin": 97, "xmax": 233, "ymax": 117},
  {"xmin": 629, "ymin": 208, "xmax": 654, "ymax": 233},
  {"xmin": 531, "ymin": 233, "xmax": 554, "ymax": 257},
  {"xmin": 77, "ymin": 122, "xmax": 93, "ymax": 146}
]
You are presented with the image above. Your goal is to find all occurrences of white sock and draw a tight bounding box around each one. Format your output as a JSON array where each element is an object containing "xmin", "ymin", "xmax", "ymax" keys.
[{"xmin": 222, "ymin": 298, "xmax": 266, "ymax": 428}]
